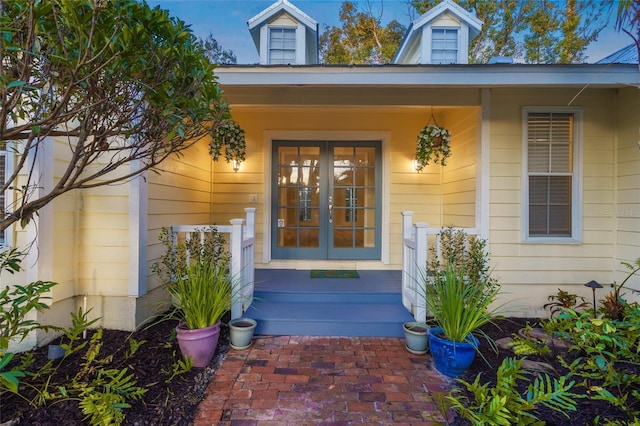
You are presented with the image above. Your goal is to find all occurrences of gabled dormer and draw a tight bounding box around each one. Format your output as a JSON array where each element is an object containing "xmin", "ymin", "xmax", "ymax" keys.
[
  {"xmin": 247, "ymin": 0, "xmax": 319, "ymax": 65},
  {"xmin": 393, "ymin": 0, "xmax": 481, "ymax": 65}
]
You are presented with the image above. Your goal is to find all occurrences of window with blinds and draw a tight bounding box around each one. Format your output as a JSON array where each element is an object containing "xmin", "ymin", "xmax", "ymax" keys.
[
  {"xmin": 269, "ymin": 28, "xmax": 296, "ymax": 65},
  {"xmin": 527, "ymin": 112, "xmax": 574, "ymax": 237},
  {"xmin": 432, "ymin": 28, "xmax": 458, "ymax": 64}
]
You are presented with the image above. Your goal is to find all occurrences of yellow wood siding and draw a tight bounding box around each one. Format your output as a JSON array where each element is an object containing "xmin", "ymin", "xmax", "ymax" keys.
[
  {"xmin": 442, "ymin": 108, "xmax": 477, "ymax": 227},
  {"xmin": 614, "ymin": 87, "xmax": 640, "ymax": 299},
  {"xmin": 147, "ymin": 140, "xmax": 213, "ymax": 292},
  {"xmin": 488, "ymin": 88, "xmax": 629, "ymax": 315}
]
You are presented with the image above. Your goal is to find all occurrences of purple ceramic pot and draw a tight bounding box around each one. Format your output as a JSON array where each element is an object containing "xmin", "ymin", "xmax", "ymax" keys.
[{"xmin": 175, "ymin": 321, "xmax": 220, "ymax": 367}]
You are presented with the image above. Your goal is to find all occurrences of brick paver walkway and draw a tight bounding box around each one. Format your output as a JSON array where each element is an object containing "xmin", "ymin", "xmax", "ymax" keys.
[{"xmin": 194, "ymin": 335, "xmax": 453, "ymax": 425}]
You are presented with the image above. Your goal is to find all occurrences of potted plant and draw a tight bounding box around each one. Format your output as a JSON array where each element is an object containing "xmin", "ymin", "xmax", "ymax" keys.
[
  {"xmin": 414, "ymin": 124, "xmax": 451, "ymax": 170},
  {"xmin": 422, "ymin": 264, "xmax": 501, "ymax": 377},
  {"xmin": 168, "ymin": 261, "xmax": 232, "ymax": 367},
  {"xmin": 228, "ymin": 317, "xmax": 257, "ymax": 350}
]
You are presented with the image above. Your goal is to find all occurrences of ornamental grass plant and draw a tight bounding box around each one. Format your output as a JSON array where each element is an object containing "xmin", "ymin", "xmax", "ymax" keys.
[
  {"xmin": 423, "ymin": 264, "xmax": 501, "ymax": 343},
  {"xmin": 167, "ymin": 261, "xmax": 231, "ymax": 330}
]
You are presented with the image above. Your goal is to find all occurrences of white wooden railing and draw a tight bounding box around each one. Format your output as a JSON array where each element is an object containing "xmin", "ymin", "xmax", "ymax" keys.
[
  {"xmin": 401, "ymin": 211, "xmax": 480, "ymax": 322},
  {"xmin": 172, "ymin": 208, "xmax": 256, "ymax": 320}
]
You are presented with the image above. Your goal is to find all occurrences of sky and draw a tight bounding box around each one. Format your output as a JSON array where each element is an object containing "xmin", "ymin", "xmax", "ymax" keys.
[{"xmin": 147, "ymin": 0, "xmax": 633, "ymax": 64}]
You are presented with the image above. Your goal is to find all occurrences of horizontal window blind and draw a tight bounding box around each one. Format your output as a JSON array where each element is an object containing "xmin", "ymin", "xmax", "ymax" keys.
[{"xmin": 527, "ymin": 112, "xmax": 574, "ymax": 237}]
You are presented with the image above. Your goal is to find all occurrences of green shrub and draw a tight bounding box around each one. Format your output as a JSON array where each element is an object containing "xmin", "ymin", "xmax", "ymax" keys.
[
  {"xmin": 544, "ymin": 304, "xmax": 640, "ymax": 421},
  {"xmin": 152, "ymin": 226, "xmax": 230, "ymax": 285},
  {"xmin": 0, "ymin": 250, "xmax": 59, "ymax": 395}
]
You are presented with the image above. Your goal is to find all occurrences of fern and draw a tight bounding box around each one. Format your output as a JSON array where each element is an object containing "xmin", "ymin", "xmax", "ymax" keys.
[
  {"xmin": 445, "ymin": 357, "xmax": 580, "ymax": 425},
  {"xmin": 79, "ymin": 368, "xmax": 147, "ymax": 426},
  {"xmin": 510, "ymin": 335, "xmax": 551, "ymax": 356}
]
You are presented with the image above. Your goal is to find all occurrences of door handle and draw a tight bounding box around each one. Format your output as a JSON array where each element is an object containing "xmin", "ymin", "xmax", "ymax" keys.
[{"xmin": 328, "ymin": 195, "xmax": 333, "ymax": 224}]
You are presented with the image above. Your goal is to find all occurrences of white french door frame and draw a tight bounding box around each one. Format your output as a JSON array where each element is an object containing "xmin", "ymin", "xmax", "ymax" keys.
[{"xmin": 261, "ymin": 130, "xmax": 391, "ymax": 265}]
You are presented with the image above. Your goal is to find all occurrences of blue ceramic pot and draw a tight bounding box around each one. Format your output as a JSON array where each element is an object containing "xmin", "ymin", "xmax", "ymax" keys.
[{"xmin": 428, "ymin": 327, "xmax": 479, "ymax": 377}]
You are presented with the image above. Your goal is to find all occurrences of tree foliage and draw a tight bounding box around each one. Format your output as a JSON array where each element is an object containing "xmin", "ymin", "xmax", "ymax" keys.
[
  {"xmin": 0, "ymin": 0, "xmax": 245, "ymax": 233},
  {"xmin": 616, "ymin": 0, "xmax": 640, "ymax": 64},
  {"xmin": 320, "ymin": 1, "xmax": 406, "ymax": 64},
  {"xmin": 411, "ymin": 0, "xmax": 609, "ymax": 64},
  {"xmin": 202, "ymin": 33, "xmax": 237, "ymax": 65}
]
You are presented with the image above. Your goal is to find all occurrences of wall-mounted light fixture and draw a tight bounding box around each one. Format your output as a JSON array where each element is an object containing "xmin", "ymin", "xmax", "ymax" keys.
[
  {"xmin": 232, "ymin": 159, "xmax": 241, "ymax": 173},
  {"xmin": 413, "ymin": 159, "xmax": 421, "ymax": 172}
]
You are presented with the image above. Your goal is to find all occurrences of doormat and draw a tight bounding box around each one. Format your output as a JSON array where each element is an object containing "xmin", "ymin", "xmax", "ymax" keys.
[{"xmin": 310, "ymin": 270, "xmax": 360, "ymax": 279}]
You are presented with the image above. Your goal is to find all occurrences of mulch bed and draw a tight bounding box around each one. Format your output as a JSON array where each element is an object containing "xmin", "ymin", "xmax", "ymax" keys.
[
  {"xmin": 454, "ymin": 317, "xmax": 635, "ymax": 425},
  {"xmin": 1, "ymin": 315, "xmax": 231, "ymax": 426},
  {"xmin": 2, "ymin": 316, "xmax": 635, "ymax": 425}
]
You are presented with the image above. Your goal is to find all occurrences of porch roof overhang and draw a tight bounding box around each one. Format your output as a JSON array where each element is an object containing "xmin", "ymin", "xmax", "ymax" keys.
[
  {"xmin": 216, "ymin": 63, "xmax": 639, "ymax": 89},
  {"xmin": 215, "ymin": 64, "xmax": 639, "ymax": 107}
]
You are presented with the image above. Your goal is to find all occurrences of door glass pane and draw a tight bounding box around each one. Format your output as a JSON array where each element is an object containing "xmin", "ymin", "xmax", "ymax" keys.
[
  {"xmin": 355, "ymin": 147, "xmax": 375, "ymax": 166},
  {"xmin": 333, "ymin": 229, "xmax": 353, "ymax": 248},
  {"xmin": 333, "ymin": 167, "xmax": 353, "ymax": 186},
  {"xmin": 299, "ymin": 229, "xmax": 319, "ymax": 247},
  {"xmin": 363, "ymin": 229, "xmax": 376, "ymax": 248},
  {"xmin": 331, "ymin": 145, "xmax": 377, "ymax": 250},
  {"xmin": 276, "ymin": 146, "xmax": 320, "ymax": 249}
]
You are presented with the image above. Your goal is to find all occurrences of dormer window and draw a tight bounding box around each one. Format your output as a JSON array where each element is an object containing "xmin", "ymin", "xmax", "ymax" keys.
[
  {"xmin": 269, "ymin": 27, "xmax": 296, "ymax": 64},
  {"xmin": 431, "ymin": 28, "xmax": 458, "ymax": 64},
  {"xmin": 393, "ymin": 0, "xmax": 481, "ymax": 65}
]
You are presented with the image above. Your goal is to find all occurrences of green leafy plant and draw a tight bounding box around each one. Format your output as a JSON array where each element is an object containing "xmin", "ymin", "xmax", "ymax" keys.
[
  {"xmin": 544, "ymin": 306, "xmax": 640, "ymax": 421},
  {"xmin": 162, "ymin": 354, "xmax": 193, "ymax": 383},
  {"xmin": 509, "ymin": 331, "xmax": 552, "ymax": 357},
  {"xmin": 600, "ymin": 257, "xmax": 640, "ymax": 320},
  {"xmin": 152, "ymin": 226, "xmax": 230, "ymax": 286},
  {"xmin": 167, "ymin": 261, "xmax": 232, "ymax": 330},
  {"xmin": 209, "ymin": 117, "xmax": 246, "ymax": 165},
  {"xmin": 544, "ymin": 288, "xmax": 589, "ymax": 318},
  {"xmin": 415, "ymin": 124, "xmax": 451, "ymax": 169},
  {"xmin": 78, "ymin": 367, "xmax": 147, "ymax": 426},
  {"xmin": 0, "ymin": 251, "xmax": 60, "ymax": 395},
  {"xmin": 25, "ymin": 309, "xmax": 147, "ymax": 426},
  {"xmin": 422, "ymin": 264, "xmax": 501, "ymax": 344},
  {"xmin": 445, "ymin": 357, "xmax": 580, "ymax": 425},
  {"xmin": 427, "ymin": 225, "xmax": 499, "ymax": 296},
  {"xmin": 0, "ymin": 248, "xmax": 23, "ymax": 275}
]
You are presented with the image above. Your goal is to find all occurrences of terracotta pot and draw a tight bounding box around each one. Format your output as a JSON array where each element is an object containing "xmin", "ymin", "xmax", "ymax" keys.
[{"xmin": 175, "ymin": 321, "xmax": 220, "ymax": 367}]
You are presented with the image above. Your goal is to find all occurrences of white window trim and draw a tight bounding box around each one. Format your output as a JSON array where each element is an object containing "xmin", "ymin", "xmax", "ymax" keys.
[
  {"xmin": 521, "ymin": 106, "xmax": 583, "ymax": 244},
  {"xmin": 267, "ymin": 26, "xmax": 297, "ymax": 65}
]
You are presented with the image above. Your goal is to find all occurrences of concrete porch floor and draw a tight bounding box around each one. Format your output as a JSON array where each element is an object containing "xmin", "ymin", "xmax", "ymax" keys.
[{"xmin": 193, "ymin": 335, "xmax": 453, "ymax": 425}]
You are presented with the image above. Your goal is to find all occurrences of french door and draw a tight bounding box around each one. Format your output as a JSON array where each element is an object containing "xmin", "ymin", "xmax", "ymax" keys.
[{"xmin": 271, "ymin": 141, "xmax": 381, "ymax": 260}]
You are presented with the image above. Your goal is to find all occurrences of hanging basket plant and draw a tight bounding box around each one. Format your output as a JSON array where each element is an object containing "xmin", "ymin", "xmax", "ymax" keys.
[
  {"xmin": 209, "ymin": 118, "xmax": 246, "ymax": 164},
  {"xmin": 415, "ymin": 124, "xmax": 451, "ymax": 170}
]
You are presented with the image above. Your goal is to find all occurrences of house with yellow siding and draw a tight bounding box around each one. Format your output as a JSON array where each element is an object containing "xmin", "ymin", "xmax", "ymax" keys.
[{"xmin": 3, "ymin": 0, "xmax": 639, "ymax": 345}]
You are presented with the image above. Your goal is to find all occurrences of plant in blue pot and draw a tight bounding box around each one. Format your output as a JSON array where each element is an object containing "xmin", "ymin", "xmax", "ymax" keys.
[{"xmin": 423, "ymin": 263, "xmax": 502, "ymax": 378}]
